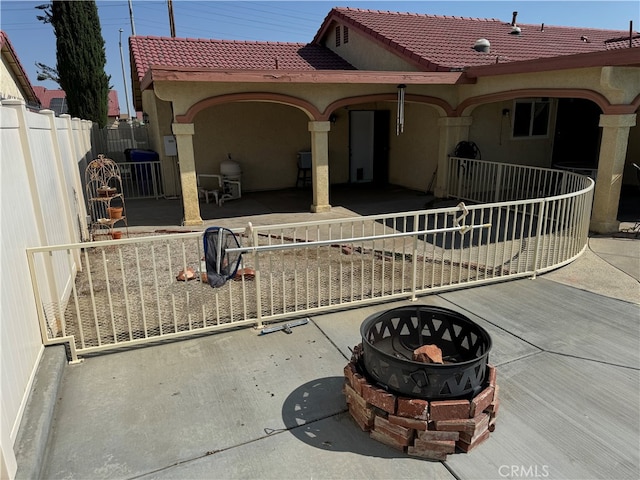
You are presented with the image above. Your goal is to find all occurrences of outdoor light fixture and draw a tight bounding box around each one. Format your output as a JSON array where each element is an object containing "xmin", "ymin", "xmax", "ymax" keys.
[
  {"xmin": 142, "ymin": 112, "xmax": 149, "ymax": 124},
  {"xmin": 329, "ymin": 114, "xmax": 337, "ymax": 124},
  {"xmin": 396, "ymin": 84, "xmax": 406, "ymax": 135}
]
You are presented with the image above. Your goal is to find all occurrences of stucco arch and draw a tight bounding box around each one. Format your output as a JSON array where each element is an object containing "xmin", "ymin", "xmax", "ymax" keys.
[
  {"xmin": 323, "ymin": 93, "xmax": 455, "ymax": 119},
  {"xmin": 455, "ymin": 88, "xmax": 635, "ymax": 117},
  {"xmin": 175, "ymin": 92, "xmax": 323, "ymax": 123}
]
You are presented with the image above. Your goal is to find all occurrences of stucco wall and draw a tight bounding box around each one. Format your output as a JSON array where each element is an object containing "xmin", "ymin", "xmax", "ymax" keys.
[
  {"xmin": 469, "ymin": 101, "xmax": 556, "ymax": 168},
  {"xmin": 388, "ymin": 102, "xmax": 440, "ymax": 190},
  {"xmin": 0, "ymin": 57, "xmax": 25, "ymax": 100},
  {"xmin": 193, "ymin": 102, "xmax": 311, "ymax": 191},
  {"xmin": 324, "ymin": 20, "xmax": 420, "ymax": 72}
]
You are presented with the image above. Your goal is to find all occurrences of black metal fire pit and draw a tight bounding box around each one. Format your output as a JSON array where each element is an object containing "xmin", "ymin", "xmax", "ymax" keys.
[{"xmin": 359, "ymin": 305, "xmax": 492, "ymax": 400}]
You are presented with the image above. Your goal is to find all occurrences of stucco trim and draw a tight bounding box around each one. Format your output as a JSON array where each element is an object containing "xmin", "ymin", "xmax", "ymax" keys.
[
  {"xmin": 456, "ymin": 88, "xmax": 635, "ymax": 116},
  {"xmin": 175, "ymin": 92, "xmax": 323, "ymax": 123},
  {"xmin": 323, "ymin": 93, "xmax": 455, "ymax": 118}
]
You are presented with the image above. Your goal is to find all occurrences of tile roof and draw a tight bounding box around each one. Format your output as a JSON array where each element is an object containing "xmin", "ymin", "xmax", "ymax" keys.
[
  {"xmin": 130, "ymin": 37, "xmax": 355, "ymax": 81},
  {"xmin": 317, "ymin": 7, "xmax": 638, "ymax": 70},
  {"xmin": 33, "ymin": 87, "xmax": 121, "ymax": 117}
]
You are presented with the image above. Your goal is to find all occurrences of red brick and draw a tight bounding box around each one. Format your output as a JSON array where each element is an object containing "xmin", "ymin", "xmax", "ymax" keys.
[
  {"xmin": 493, "ymin": 384, "xmax": 500, "ymax": 402},
  {"xmin": 374, "ymin": 415, "xmax": 414, "ymax": 440},
  {"xmin": 344, "ymin": 362, "xmax": 357, "ymax": 390},
  {"xmin": 417, "ymin": 429, "xmax": 460, "ymax": 442},
  {"xmin": 344, "ymin": 383, "xmax": 367, "ymax": 410},
  {"xmin": 413, "ymin": 439, "xmax": 456, "ymax": 453},
  {"xmin": 433, "ymin": 417, "xmax": 478, "ymax": 434},
  {"xmin": 362, "ymin": 384, "xmax": 396, "ymax": 414},
  {"xmin": 487, "ymin": 364, "xmax": 497, "ymax": 387},
  {"xmin": 429, "ymin": 399, "xmax": 470, "ymax": 421},
  {"xmin": 469, "ymin": 386, "xmax": 494, "ymax": 417},
  {"xmin": 459, "ymin": 413, "xmax": 489, "ymax": 443},
  {"xmin": 349, "ymin": 404, "xmax": 374, "ymax": 431},
  {"xmin": 388, "ymin": 415, "xmax": 428, "ymax": 431},
  {"xmin": 485, "ymin": 398, "xmax": 500, "ymax": 416},
  {"xmin": 397, "ymin": 397, "xmax": 429, "ymax": 420},
  {"xmin": 370, "ymin": 429, "xmax": 410, "ymax": 451},
  {"xmin": 407, "ymin": 445, "xmax": 448, "ymax": 461},
  {"xmin": 457, "ymin": 429, "xmax": 490, "ymax": 453}
]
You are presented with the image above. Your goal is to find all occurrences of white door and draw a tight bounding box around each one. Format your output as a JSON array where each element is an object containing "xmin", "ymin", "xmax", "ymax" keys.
[{"xmin": 349, "ymin": 111, "xmax": 375, "ymax": 182}]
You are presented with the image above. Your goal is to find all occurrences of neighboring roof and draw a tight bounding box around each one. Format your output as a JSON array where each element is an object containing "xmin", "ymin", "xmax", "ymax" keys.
[
  {"xmin": 34, "ymin": 86, "xmax": 121, "ymax": 118},
  {"xmin": 313, "ymin": 7, "xmax": 639, "ymax": 71},
  {"xmin": 0, "ymin": 30, "xmax": 40, "ymax": 106},
  {"xmin": 130, "ymin": 37, "xmax": 355, "ymax": 83}
]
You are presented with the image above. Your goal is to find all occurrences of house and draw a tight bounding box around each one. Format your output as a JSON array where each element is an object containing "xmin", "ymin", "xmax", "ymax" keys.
[
  {"xmin": 0, "ymin": 30, "xmax": 40, "ymax": 110},
  {"xmin": 129, "ymin": 7, "xmax": 640, "ymax": 233},
  {"xmin": 33, "ymin": 86, "xmax": 123, "ymax": 124}
]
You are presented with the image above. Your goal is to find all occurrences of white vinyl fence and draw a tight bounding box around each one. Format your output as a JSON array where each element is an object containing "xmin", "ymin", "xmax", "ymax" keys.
[
  {"xmin": 1, "ymin": 100, "xmax": 92, "ymax": 475},
  {"xmin": 26, "ymin": 158, "xmax": 594, "ymax": 362}
]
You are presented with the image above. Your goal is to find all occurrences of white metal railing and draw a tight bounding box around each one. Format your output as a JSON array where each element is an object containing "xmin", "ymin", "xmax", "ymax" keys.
[
  {"xmin": 117, "ymin": 161, "xmax": 164, "ymax": 199},
  {"xmin": 27, "ymin": 159, "xmax": 594, "ymax": 361}
]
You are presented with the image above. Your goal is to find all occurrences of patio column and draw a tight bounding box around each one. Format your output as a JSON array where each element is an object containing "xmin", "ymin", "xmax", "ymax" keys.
[
  {"xmin": 308, "ymin": 121, "xmax": 331, "ymax": 212},
  {"xmin": 590, "ymin": 113, "xmax": 636, "ymax": 233},
  {"xmin": 172, "ymin": 122, "xmax": 203, "ymax": 226},
  {"xmin": 435, "ymin": 116, "xmax": 473, "ymax": 197}
]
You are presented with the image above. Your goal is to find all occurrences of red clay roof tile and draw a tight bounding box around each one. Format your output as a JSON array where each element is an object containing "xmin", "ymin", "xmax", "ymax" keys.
[
  {"xmin": 130, "ymin": 37, "xmax": 355, "ymax": 81},
  {"xmin": 318, "ymin": 7, "xmax": 638, "ymax": 70}
]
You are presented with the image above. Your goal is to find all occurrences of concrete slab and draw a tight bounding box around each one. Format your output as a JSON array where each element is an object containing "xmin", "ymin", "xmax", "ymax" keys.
[
  {"xmin": 440, "ymin": 278, "xmax": 640, "ymax": 368},
  {"xmin": 14, "ymin": 346, "xmax": 66, "ymax": 480},
  {"xmin": 541, "ymin": 244, "xmax": 639, "ymax": 304},
  {"xmin": 589, "ymin": 236, "xmax": 640, "ymax": 281},
  {"xmin": 138, "ymin": 413, "xmax": 456, "ymax": 480},
  {"xmin": 41, "ymin": 323, "xmax": 349, "ymax": 479},
  {"xmin": 446, "ymin": 352, "xmax": 640, "ymax": 480}
]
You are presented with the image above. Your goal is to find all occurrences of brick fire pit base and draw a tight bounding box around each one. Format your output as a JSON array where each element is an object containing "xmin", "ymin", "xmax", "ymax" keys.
[{"xmin": 344, "ymin": 344, "xmax": 499, "ymax": 461}]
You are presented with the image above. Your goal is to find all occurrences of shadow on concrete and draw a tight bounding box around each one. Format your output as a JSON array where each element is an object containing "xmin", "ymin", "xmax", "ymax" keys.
[{"xmin": 280, "ymin": 376, "xmax": 407, "ymax": 459}]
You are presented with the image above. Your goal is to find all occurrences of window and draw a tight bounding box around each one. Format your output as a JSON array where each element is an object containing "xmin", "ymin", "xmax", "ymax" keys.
[
  {"xmin": 512, "ymin": 99, "xmax": 550, "ymax": 138},
  {"xmin": 344, "ymin": 26, "xmax": 349, "ymax": 44},
  {"xmin": 335, "ymin": 26, "xmax": 341, "ymax": 47}
]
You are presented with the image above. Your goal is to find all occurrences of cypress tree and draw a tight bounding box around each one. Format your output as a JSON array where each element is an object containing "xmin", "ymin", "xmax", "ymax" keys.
[{"xmin": 49, "ymin": 1, "xmax": 110, "ymax": 127}]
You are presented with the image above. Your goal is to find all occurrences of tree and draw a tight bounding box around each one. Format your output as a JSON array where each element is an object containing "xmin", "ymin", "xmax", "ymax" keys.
[{"xmin": 36, "ymin": 1, "xmax": 110, "ymax": 127}]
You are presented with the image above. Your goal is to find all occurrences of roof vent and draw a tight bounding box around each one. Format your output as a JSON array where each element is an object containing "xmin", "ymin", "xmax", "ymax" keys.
[
  {"xmin": 473, "ymin": 38, "xmax": 491, "ymax": 53},
  {"xmin": 510, "ymin": 10, "xmax": 521, "ymax": 34}
]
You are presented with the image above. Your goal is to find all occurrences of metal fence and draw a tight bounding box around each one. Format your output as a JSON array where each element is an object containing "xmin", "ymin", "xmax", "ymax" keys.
[
  {"xmin": 117, "ymin": 161, "xmax": 164, "ymax": 199},
  {"xmin": 27, "ymin": 159, "xmax": 594, "ymax": 361}
]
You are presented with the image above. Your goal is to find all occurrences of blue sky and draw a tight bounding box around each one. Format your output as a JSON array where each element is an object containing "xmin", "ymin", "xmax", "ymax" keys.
[{"xmin": 2, "ymin": 1, "xmax": 638, "ymax": 117}]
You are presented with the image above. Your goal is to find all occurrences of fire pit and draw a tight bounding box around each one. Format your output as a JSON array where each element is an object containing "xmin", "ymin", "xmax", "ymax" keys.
[
  {"xmin": 344, "ymin": 306, "xmax": 500, "ymax": 460},
  {"xmin": 360, "ymin": 306, "xmax": 492, "ymax": 399}
]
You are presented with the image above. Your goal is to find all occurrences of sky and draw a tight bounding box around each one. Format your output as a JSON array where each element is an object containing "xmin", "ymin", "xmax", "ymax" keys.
[{"xmin": 1, "ymin": 1, "xmax": 638, "ymax": 117}]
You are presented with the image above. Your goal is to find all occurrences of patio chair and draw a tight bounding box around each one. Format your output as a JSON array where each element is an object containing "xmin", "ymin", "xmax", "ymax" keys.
[{"xmin": 197, "ymin": 174, "xmax": 221, "ymax": 205}]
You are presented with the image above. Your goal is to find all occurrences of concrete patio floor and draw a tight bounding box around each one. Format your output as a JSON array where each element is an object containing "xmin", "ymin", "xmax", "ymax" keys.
[{"xmin": 15, "ymin": 187, "xmax": 639, "ymax": 479}]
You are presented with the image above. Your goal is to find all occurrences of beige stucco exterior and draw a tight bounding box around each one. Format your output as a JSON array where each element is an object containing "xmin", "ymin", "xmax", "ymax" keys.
[
  {"xmin": 324, "ymin": 20, "xmax": 420, "ymax": 72},
  {"xmin": 138, "ymin": 45, "xmax": 638, "ymax": 232},
  {"xmin": 0, "ymin": 53, "xmax": 26, "ymax": 101}
]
